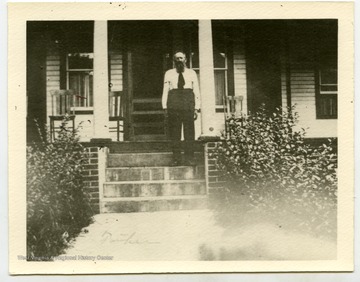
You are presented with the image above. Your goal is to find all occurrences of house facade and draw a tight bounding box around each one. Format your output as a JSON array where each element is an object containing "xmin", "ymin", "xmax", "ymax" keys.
[{"xmin": 27, "ymin": 20, "xmax": 338, "ymax": 213}]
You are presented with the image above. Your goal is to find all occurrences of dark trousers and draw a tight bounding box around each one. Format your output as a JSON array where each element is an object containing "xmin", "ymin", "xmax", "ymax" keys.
[{"xmin": 168, "ymin": 110, "xmax": 195, "ymax": 161}]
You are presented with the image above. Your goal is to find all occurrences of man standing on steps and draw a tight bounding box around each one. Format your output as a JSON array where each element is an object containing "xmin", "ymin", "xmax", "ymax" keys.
[{"xmin": 162, "ymin": 51, "xmax": 201, "ymax": 166}]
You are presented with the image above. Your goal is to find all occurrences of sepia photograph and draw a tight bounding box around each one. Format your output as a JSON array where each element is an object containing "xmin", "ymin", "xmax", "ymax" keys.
[{"xmin": 8, "ymin": 1, "xmax": 354, "ymax": 275}]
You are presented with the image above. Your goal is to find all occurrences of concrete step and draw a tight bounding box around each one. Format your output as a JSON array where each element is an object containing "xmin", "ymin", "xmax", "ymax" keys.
[
  {"xmin": 105, "ymin": 166, "xmax": 205, "ymax": 182},
  {"xmin": 101, "ymin": 195, "xmax": 208, "ymax": 213},
  {"xmin": 108, "ymin": 141, "xmax": 204, "ymax": 153},
  {"xmin": 108, "ymin": 152, "xmax": 204, "ymax": 167},
  {"xmin": 103, "ymin": 180, "xmax": 206, "ymax": 198}
]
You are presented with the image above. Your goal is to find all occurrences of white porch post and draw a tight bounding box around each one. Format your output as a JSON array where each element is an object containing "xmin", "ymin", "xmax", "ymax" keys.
[
  {"xmin": 92, "ymin": 21, "xmax": 110, "ymax": 140},
  {"xmin": 198, "ymin": 20, "xmax": 218, "ymax": 139}
]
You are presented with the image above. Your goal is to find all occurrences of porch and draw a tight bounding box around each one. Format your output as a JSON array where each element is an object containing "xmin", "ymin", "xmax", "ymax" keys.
[
  {"xmin": 26, "ymin": 19, "xmax": 338, "ymax": 214},
  {"xmin": 27, "ymin": 20, "xmax": 229, "ymax": 144},
  {"xmin": 27, "ymin": 19, "xmax": 338, "ymax": 145}
]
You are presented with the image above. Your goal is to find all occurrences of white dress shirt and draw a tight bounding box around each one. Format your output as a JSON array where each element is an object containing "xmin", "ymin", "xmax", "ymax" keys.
[{"xmin": 162, "ymin": 68, "xmax": 201, "ymax": 110}]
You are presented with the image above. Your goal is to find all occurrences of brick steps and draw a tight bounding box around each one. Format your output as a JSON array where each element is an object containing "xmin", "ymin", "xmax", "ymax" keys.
[
  {"xmin": 101, "ymin": 195, "xmax": 208, "ymax": 213},
  {"xmin": 104, "ymin": 180, "xmax": 206, "ymax": 197},
  {"xmin": 101, "ymin": 149, "xmax": 207, "ymax": 213},
  {"xmin": 108, "ymin": 152, "xmax": 204, "ymax": 167},
  {"xmin": 108, "ymin": 141, "xmax": 204, "ymax": 153},
  {"xmin": 106, "ymin": 166, "xmax": 205, "ymax": 181}
]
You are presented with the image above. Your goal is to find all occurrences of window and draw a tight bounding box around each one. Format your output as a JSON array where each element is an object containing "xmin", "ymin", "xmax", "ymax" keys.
[
  {"xmin": 213, "ymin": 28, "xmax": 229, "ymax": 107},
  {"xmin": 67, "ymin": 53, "xmax": 94, "ymax": 108},
  {"xmin": 188, "ymin": 24, "xmax": 234, "ymax": 109},
  {"xmin": 316, "ymin": 21, "xmax": 338, "ymax": 119},
  {"xmin": 319, "ymin": 68, "xmax": 337, "ymax": 94},
  {"xmin": 59, "ymin": 22, "xmax": 94, "ymax": 109},
  {"xmin": 188, "ymin": 29, "xmax": 200, "ymax": 87}
]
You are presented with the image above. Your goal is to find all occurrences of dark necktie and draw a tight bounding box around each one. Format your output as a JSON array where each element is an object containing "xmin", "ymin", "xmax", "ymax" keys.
[{"xmin": 178, "ymin": 72, "xmax": 185, "ymax": 89}]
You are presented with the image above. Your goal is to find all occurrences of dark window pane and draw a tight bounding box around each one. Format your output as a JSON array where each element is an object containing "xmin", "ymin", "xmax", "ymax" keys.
[
  {"xmin": 320, "ymin": 68, "xmax": 337, "ymax": 85},
  {"xmin": 69, "ymin": 71, "xmax": 93, "ymax": 107},
  {"xmin": 214, "ymin": 50, "xmax": 226, "ymax": 68},
  {"xmin": 320, "ymin": 85, "xmax": 338, "ymax": 92},
  {"xmin": 212, "ymin": 27, "xmax": 226, "ymax": 68},
  {"xmin": 68, "ymin": 53, "xmax": 93, "ymax": 69},
  {"xmin": 213, "ymin": 35, "xmax": 226, "ymax": 68},
  {"xmin": 215, "ymin": 70, "xmax": 226, "ymax": 105},
  {"xmin": 190, "ymin": 30, "xmax": 199, "ymax": 68},
  {"xmin": 191, "ymin": 52, "xmax": 199, "ymax": 69},
  {"xmin": 318, "ymin": 95, "xmax": 337, "ymax": 118},
  {"xmin": 315, "ymin": 21, "xmax": 338, "ymax": 119}
]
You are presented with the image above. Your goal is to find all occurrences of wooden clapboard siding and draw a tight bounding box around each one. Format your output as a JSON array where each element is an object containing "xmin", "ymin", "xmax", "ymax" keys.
[
  {"xmin": 281, "ymin": 72, "xmax": 287, "ymax": 109},
  {"xmin": 288, "ymin": 26, "xmax": 316, "ymax": 124},
  {"xmin": 109, "ymin": 51, "xmax": 123, "ymax": 91},
  {"xmin": 233, "ymin": 32, "xmax": 247, "ymax": 114},
  {"xmin": 46, "ymin": 49, "xmax": 60, "ymax": 120},
  {"xmin": 286, "ymin": 24, "xmax": 336, "ymax": 137},
  {"xmin": 108, "ymin": 51, "xmax": 124, "ymax": 140},
  {"xmin": 279, "ymin": 35, "xmax": 288, "ymax": 109}
]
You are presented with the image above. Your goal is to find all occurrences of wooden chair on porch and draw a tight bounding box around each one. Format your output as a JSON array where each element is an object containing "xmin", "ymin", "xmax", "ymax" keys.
[
  {"xmin": 225, "ymin": 95, "xmax": 244, "ymax": 137},
  {"xmin": 49, "ymin": 89, "xmax": 76, "ymax": 141},
  {"xmin": 109, "ymin": 91, "xmax": 125, "ymax": 141},
  {"xmin": 226, "ymin": 95, "xmax": 243, "ymax": 118}
]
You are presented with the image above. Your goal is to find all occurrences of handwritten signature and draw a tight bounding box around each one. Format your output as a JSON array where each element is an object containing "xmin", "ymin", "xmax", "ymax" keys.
[{"xmin": 101, "ymin": 231, "xmax": 161, "ymax": 245}]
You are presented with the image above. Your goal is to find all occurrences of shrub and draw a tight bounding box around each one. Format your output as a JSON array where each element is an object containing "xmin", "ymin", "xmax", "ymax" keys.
[
  {"xmin": 211, "ymin": 105, "xmax": 337, "ymax": 236},
  {"xmin": 27, "ymin": 118, "xmax": 94, "ymax": 260}
]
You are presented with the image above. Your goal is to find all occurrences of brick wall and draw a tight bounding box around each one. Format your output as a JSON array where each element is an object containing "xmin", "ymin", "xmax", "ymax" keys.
[
  {"xmin": 205, "ymin": 142, "xmax": 226, "ymax": 205},
  {"xmin": 83, "ymin": 147, "xmax": 100, "ymax": 214}
]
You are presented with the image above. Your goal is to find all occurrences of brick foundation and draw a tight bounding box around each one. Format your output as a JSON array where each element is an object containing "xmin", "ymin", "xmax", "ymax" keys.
[
  {"xmin": 83, "ymin": 146, "xmax": 100, "ymax": 214},
  {"xmin": 205, "ymin": 142, "xmax": 226, "ymax": 194}
]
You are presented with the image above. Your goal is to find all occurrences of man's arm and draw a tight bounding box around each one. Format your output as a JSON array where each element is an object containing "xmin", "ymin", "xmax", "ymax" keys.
[
  {"xmin": 162, "ymin": 71, "xmax": 169, "ymax": 110},
  {"xmin": 192, "ymin": 70, "xmax": 201, "ymax": 111}
]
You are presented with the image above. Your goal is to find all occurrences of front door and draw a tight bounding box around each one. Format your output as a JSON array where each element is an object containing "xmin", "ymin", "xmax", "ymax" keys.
[{"xmin": 125, "ymin": 22, "xmax": 173, "ymax": 141}]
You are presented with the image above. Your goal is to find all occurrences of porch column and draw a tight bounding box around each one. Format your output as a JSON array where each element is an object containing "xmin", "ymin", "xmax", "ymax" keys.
[
  {"xmin": 198, "ymin": 20, "xmax": 218, "ymax": 139},
  {"xmin": 92, "ymin": 21, "xmax": 110, "ymax": 141}
]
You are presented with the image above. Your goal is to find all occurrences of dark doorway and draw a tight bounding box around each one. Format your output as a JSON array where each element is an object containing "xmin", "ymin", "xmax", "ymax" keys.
[
  {"xmin": 122, "ymin": 21, "xmax": 173, "ymax": 141},
  {"xmin": 131, "ymin": 26, "xmax": 171, "ymax": 100},
  {"xmin": 246, "ymin": 22, "xmax": 283, "ymax": 114},
  {"xmin": 112, "ymin": 20, "xmax": 197, "ymax": 141}
]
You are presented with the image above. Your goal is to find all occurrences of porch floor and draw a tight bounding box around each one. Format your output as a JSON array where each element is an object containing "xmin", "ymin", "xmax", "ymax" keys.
[
  {"xmin": 106, "ymin": 140, "xmax": 205, "ymax": 153},
  {"xmin": 64, "ymin": 209, "xmax": 336, "ymax": 261}
]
